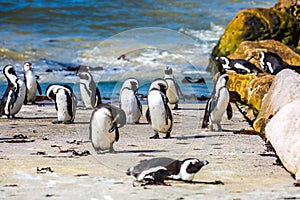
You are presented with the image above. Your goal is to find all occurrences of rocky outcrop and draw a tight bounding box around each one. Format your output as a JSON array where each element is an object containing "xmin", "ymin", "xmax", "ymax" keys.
[
  {"xmin": 253, "ymin": 69, "xmax": 300, "ymax": 134},
  {"xmin": 228, "ymin": 40, "xmax": 300, "ymax": 69},
  {"xmin": 265, "ymin": 100, "xmax": 300, "ymax": 183},
  {"xmin": 208, "ymin": 6, "xmax": 300, "ymax": 73},
  {"xmin": 227, "ymin": 73, "xmax": 274, "ymax": 116}
]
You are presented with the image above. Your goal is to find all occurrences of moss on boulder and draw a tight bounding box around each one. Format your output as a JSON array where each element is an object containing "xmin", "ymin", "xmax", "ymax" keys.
[
  {"xmin": 227, "ymin": 73, "xmax": 274, "ymax": 115},
  {"xmin": 208, "ymin": 7, "xmax": 300, "ymax": 73}
]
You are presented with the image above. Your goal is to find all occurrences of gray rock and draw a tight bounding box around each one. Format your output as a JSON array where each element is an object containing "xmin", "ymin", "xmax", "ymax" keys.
[
  {"xmin": 266, "ymin": 100, "xmax": 300, "ymax": 182},
  {"xmin": 253, "ymin": 69, "xmax": 300, "ymax": 134}
]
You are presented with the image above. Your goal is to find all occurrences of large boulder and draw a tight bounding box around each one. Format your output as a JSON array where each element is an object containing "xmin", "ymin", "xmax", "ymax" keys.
[
  {"xmin": 265, "ymin": 100, "xmax": 300, "ymax": 183},
  {"xmin": 227, "ymin": 72, "xmax": 274, "ymax": 115},
  {"xmin": 228, "ymin": 40, "xmax": 300, "ymax": 70},
  {"xmin": 253, "ymin": 69, "xmax": 300, "ymax": 134},
  {"xmin": 208, "ymin": 7, "xmax": 300, "ymax": 73}
]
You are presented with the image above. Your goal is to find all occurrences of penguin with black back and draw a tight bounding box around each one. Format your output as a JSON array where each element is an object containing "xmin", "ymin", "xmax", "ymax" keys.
[
  {"xmin": 216, "ymin": 56, "xmax": 263, "ymax": 74},
  {"xmin": 127, "ymin": 157, "xmax": 209, "ymax": 186},
  {"xmin": 259, "ymin": 52, "xmax": 300, "ymax": 75}
]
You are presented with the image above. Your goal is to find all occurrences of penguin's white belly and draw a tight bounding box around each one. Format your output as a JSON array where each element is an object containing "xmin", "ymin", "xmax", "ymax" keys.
[
  {"xmin": 166, "ymin": 80, "xmax": 179, "ymax": 104},
  {"xmin": 6, "ymin": 80, "xmax": 26, "ymax": 115},
  {"xmin": 80, "ymin": 83, "xmax": 94, "ymax": 108},
  {"xmin": 56, "ymin": 91, "xmax": 71, "ymax": 121},
  {"xmin": 26, "ymin": 74, "xmax": 37, "ymax": 101},
  {"xmin": 90, "ymin": 108, "xmax": 115, "ymax": 151},
  {"xmin": 210, "ymin": 89, "xmax": 229, "ymax": 123},
  {"xmin": 120, "ymin": 89, "xmax": 141, "ymax": 124},
  {"xmin": 148, "ymin": 91, "xmax": 171, "ymax": 133}
]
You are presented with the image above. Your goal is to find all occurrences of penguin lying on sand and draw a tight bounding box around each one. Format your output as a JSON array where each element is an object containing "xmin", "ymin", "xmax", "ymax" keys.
[
  {"xmin": 120, "ymin": 77, "xmax": 142, "ymax": 124},
  {"xmin": 23, "ymin": 62, "xmax": 42, "ymax": 104},
  {"xmin": 201, "ymin": 73, "xmax": 232, "ymax": 131},
  {"xmin": 89, "ymin": 104, "xmax": 126, "ymax": 153},
  {"xmin": 216, "ymin": 56, "xmax": 263, "ymax": 74},
  {"xmin": 127, "ymin": 157, "xmax": 209, "ymax": 186},
  {"xmin": 164, "ymin": 66, "xmax": 184, "ymax": 110},
  {"xmin": 46, "ymin": 84, "xmax": 77, "ymax": 124},
  {"xmin": 259, "ymin": 52, "xmax": 300, "ymax": 75},
  {"xmin": 0, "ymin": 65, "xmax": 26, "ymax": 118},
  {"xmin": 146, "ymin": 79, "xmax": 173, "ymax": 139},
  {"xmin": 77, "ymin": 71, "xmax": 102, "ymax": 108}
]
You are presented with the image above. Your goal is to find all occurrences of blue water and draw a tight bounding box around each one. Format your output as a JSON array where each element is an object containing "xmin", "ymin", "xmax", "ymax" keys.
[{"xmin": 0, "ymin": 0, "xmax": 277, "ymax": 101}]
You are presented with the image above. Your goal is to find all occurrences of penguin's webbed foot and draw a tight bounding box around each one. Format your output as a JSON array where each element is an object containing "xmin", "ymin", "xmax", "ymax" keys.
[
  {"xmin": 149, "ymin": 132, "xmax": 159, "ymax": 139},
  {"xmin": 173, "ymin": 104, "xmax": 179, "ymax": 110},
  {"xmin": 63, "ymin": 120, "xmax": 74, "ymax": 124},
  {"xmin": 163, "ymin": 132, "xmax": 171, "ymax": 139},
  {"xmin": 109, "ymin": 146, "xmax": 116, "ymax": 154},
  {"xmin": 52, "ymin": 120, "xmax": 63, "ymax": 124}
]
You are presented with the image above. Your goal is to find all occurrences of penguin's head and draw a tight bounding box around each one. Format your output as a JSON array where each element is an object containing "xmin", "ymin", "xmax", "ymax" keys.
[
  {"xmin": 259, "ymin": 52, "xmax": 285, "ymax": 74},
  {"xmin": 23, "ymin": 62, "xmax": 32, "ymax": 71},
  {"xmin": 164, "ymin": 66, "xmax": 173, "ymax": 75},
  {"xmin": 110, "ymin": 105, "xmax": 127, "ymax": 128},
  {"xmin": 130, "ymin": 81, "xmax": 138, "ymax": 92},
  {"xmin": 184, "ymin": 159, "xmax": 209, "ymax": 174},
  {"xmin": 179, "ymin": 158, "xmax": 209, "ymax": 181},
  {"xmin": 216, "ymin": 57, "xmax": 230, "ymax": 70},
  {"xmin": 78, "ymin": 71, "xmax": 91, "ymax": 81},
  {"xmin": 3, "ymin": 65, "xmax": 17, "ymax": 82},
  {"xmin": 149, "ymin": 78, "xmax": 168, "ymax": 92}
]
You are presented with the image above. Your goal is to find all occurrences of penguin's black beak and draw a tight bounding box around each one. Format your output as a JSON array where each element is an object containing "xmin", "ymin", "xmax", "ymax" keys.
[
  {"xmin": 108, "ymin": 126, "xmax": 115, "ymax": 133},
  {"xmin": 194, "ymin": 160, "xmax": 209, "ymax": 168}
]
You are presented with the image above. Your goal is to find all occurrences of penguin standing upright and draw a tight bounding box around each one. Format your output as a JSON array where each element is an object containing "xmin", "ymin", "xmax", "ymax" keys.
[
  {"xmin": 120, "ymin": 78, "xmax": 142, "ymax": 124},
  {"xmin": 146, "ymin": 79, "xmax": 173, "ymax": 139},
  {"xmin": 216, "ymin": 56, "xmax": 263, "ymax": 74},
  {"xmin": 0, "ymin": 65, "xmax": 26, "ymax": 118},
  {"xmin": 46, "ymin": 84, "xmax": 77, "ymax": 124},
  {"xmin": 89, "ymin": 104, "xmax": 126, "ymax": 153},
  {"xmin": 164, "ymin": 66, "xmax": 184, "ymax": 110},
  {"xmin": 77, "ymin": 71, "xmax": 101, "ymax": 108},
  {"xmin": 126, "ymin": 157, "xmax": 209, "ymax": 185},
  {"xmin": 201, "ymin": 73, "xmax": 232, "ymax": 131},
  {"xmin": 23, "ymin": 62, "xmax": 42, "ymax": 104}
]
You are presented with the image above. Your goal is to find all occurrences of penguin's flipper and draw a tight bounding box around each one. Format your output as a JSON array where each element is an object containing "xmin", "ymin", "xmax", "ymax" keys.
[
  {"xmin": 95, "ymin": 87, "xmax": 102, "ymax": 106},
  {"xmin": 114, "ymin": 126, "xmax": 120, "ymax": 142},
  {"xmin": 24, "ymin": 89, "xmax": 28, "ymax": 105},
  {"xmin": 166, "ymin": 105, "xmax": 173, "ymax": 134},
  {"xmin": 201, "ymin": 98, "xmax": 211, "ymax": 128},
  {"xmin": 36, "ymin": 81, "xmax": 42, "ymax": 95},
  {"xmin": 66, "ymin": 91, "xmax": 73, "ymax": 119},
  {"xmin": 226, "ymin": 102, "xmax": 233, "ymax": 120},
  {"xmin": 145, "ymin": 108, "xmax": 151, "ymax": 124},
  {"xmin": 136, "ymin": 95, "xmax": 142, "ymax": 114}
]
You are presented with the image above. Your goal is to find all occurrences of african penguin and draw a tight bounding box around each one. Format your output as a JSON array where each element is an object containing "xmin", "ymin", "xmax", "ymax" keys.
[
  {"xmin": 120, "ymin": 78, "xmax": 142, "ymax": 124},
  {"xmin": 89, "ymin": 104, "xmax": 126, "ymax": 153},
  {"xmin": 146, "ymin": 79, "xmax": 173, "ymax": 139},
  {"xmin": 0, "ymin": 65, "xmax": 26, "ymax": 118},
  {"xmin": 216, "ymin": 56, "xmax": 263, "ymax": 74},
  {"xmin": 46, "ymin": 84, "xmax": 77, "ymax": 124},
  {"xmin": 126, "ymin": 157, "xmax": 209, "ymax": 186},
  {"xmin": 23, "ymin": 62, "xmax": 42, "ymax": 104},
  {"xmin": 201, "ymin": 73, "xmax": 232, "ymax": 131},
  {"xmin": 164, "ymin": 66, "xmax": 184, "ymax": 110},
  {"xmin": 259, "ymin": 52, "xmax": 300, "ymax": 75},
  {"xmin": 77, "ymin": 71, "xmax": 102, "ymax": 108}
]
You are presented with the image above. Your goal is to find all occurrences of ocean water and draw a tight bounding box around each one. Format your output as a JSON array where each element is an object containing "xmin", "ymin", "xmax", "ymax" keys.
[{"xmin": 0, "ymin": 0, "xmax": 276, "ymax": 102}]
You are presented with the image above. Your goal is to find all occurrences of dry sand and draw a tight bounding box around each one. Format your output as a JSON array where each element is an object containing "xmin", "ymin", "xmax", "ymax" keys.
[{"xmin": 0, "ymin": 102, "xmax": 299, "ymax": 200}]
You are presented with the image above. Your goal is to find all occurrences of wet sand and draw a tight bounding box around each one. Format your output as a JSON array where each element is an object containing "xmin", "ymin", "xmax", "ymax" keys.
[{"xmin": 0, "ymin": 103, "xmax": 299, "ymax": 199}]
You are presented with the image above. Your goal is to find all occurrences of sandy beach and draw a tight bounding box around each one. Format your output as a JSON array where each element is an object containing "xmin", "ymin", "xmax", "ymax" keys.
[{"xmin": 0, "ymin": 102, "xmax": 299, "ymax": 199}]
